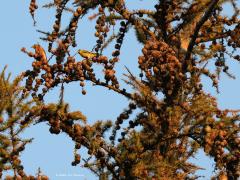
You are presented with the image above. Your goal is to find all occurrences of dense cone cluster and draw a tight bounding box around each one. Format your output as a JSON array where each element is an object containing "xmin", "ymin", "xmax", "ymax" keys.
[{"xmin": 138, "ymin": 39, "xmax": 184, "ymax": 95}]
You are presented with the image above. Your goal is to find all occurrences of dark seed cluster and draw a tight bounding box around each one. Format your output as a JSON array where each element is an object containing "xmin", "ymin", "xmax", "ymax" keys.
[{"xmin": 138, "ymin": 39, "xmax": 184, "ymax": 95}]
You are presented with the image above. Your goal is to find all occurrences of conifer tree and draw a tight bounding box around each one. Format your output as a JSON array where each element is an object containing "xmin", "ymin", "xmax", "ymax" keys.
[
  {"xmin": 0, "ymin": 67, "xmax": 49, "ymax": 179},
  {"xmin": 14, "ymin": 0, "xmax": 240, "ymax": 179}
]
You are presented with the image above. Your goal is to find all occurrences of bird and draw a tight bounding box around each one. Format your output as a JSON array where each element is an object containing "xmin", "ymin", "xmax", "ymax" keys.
[{"xmin": 78, "ymin": 49, "xmax": 98, "ymax": 59}]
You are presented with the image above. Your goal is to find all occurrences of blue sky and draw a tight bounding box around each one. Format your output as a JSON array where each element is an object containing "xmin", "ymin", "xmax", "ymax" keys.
[{"xmin": 0, "ymin": 1, "xmax": 239, "ymax": 179}]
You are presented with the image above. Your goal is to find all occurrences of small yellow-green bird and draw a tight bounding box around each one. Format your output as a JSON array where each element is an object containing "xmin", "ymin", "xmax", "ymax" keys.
[{"xmin": 78, "ymin": 49, "xmax": 97, "ymax": 59}]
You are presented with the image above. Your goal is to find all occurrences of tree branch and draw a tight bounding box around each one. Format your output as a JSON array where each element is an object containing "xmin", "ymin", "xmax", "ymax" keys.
[
  {"xmin": 184, "ymin": 0, "xmax": 220, "ymax": 64},
  {"xmin": 155, "ymin": 0, "xmax": 168, "ymax": 42}
]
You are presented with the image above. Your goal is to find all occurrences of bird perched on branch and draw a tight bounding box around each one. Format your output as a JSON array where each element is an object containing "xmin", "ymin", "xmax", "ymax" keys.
[{"xmin": 78, "ymin": 49, "xmax": 98, "ymax": 59}]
